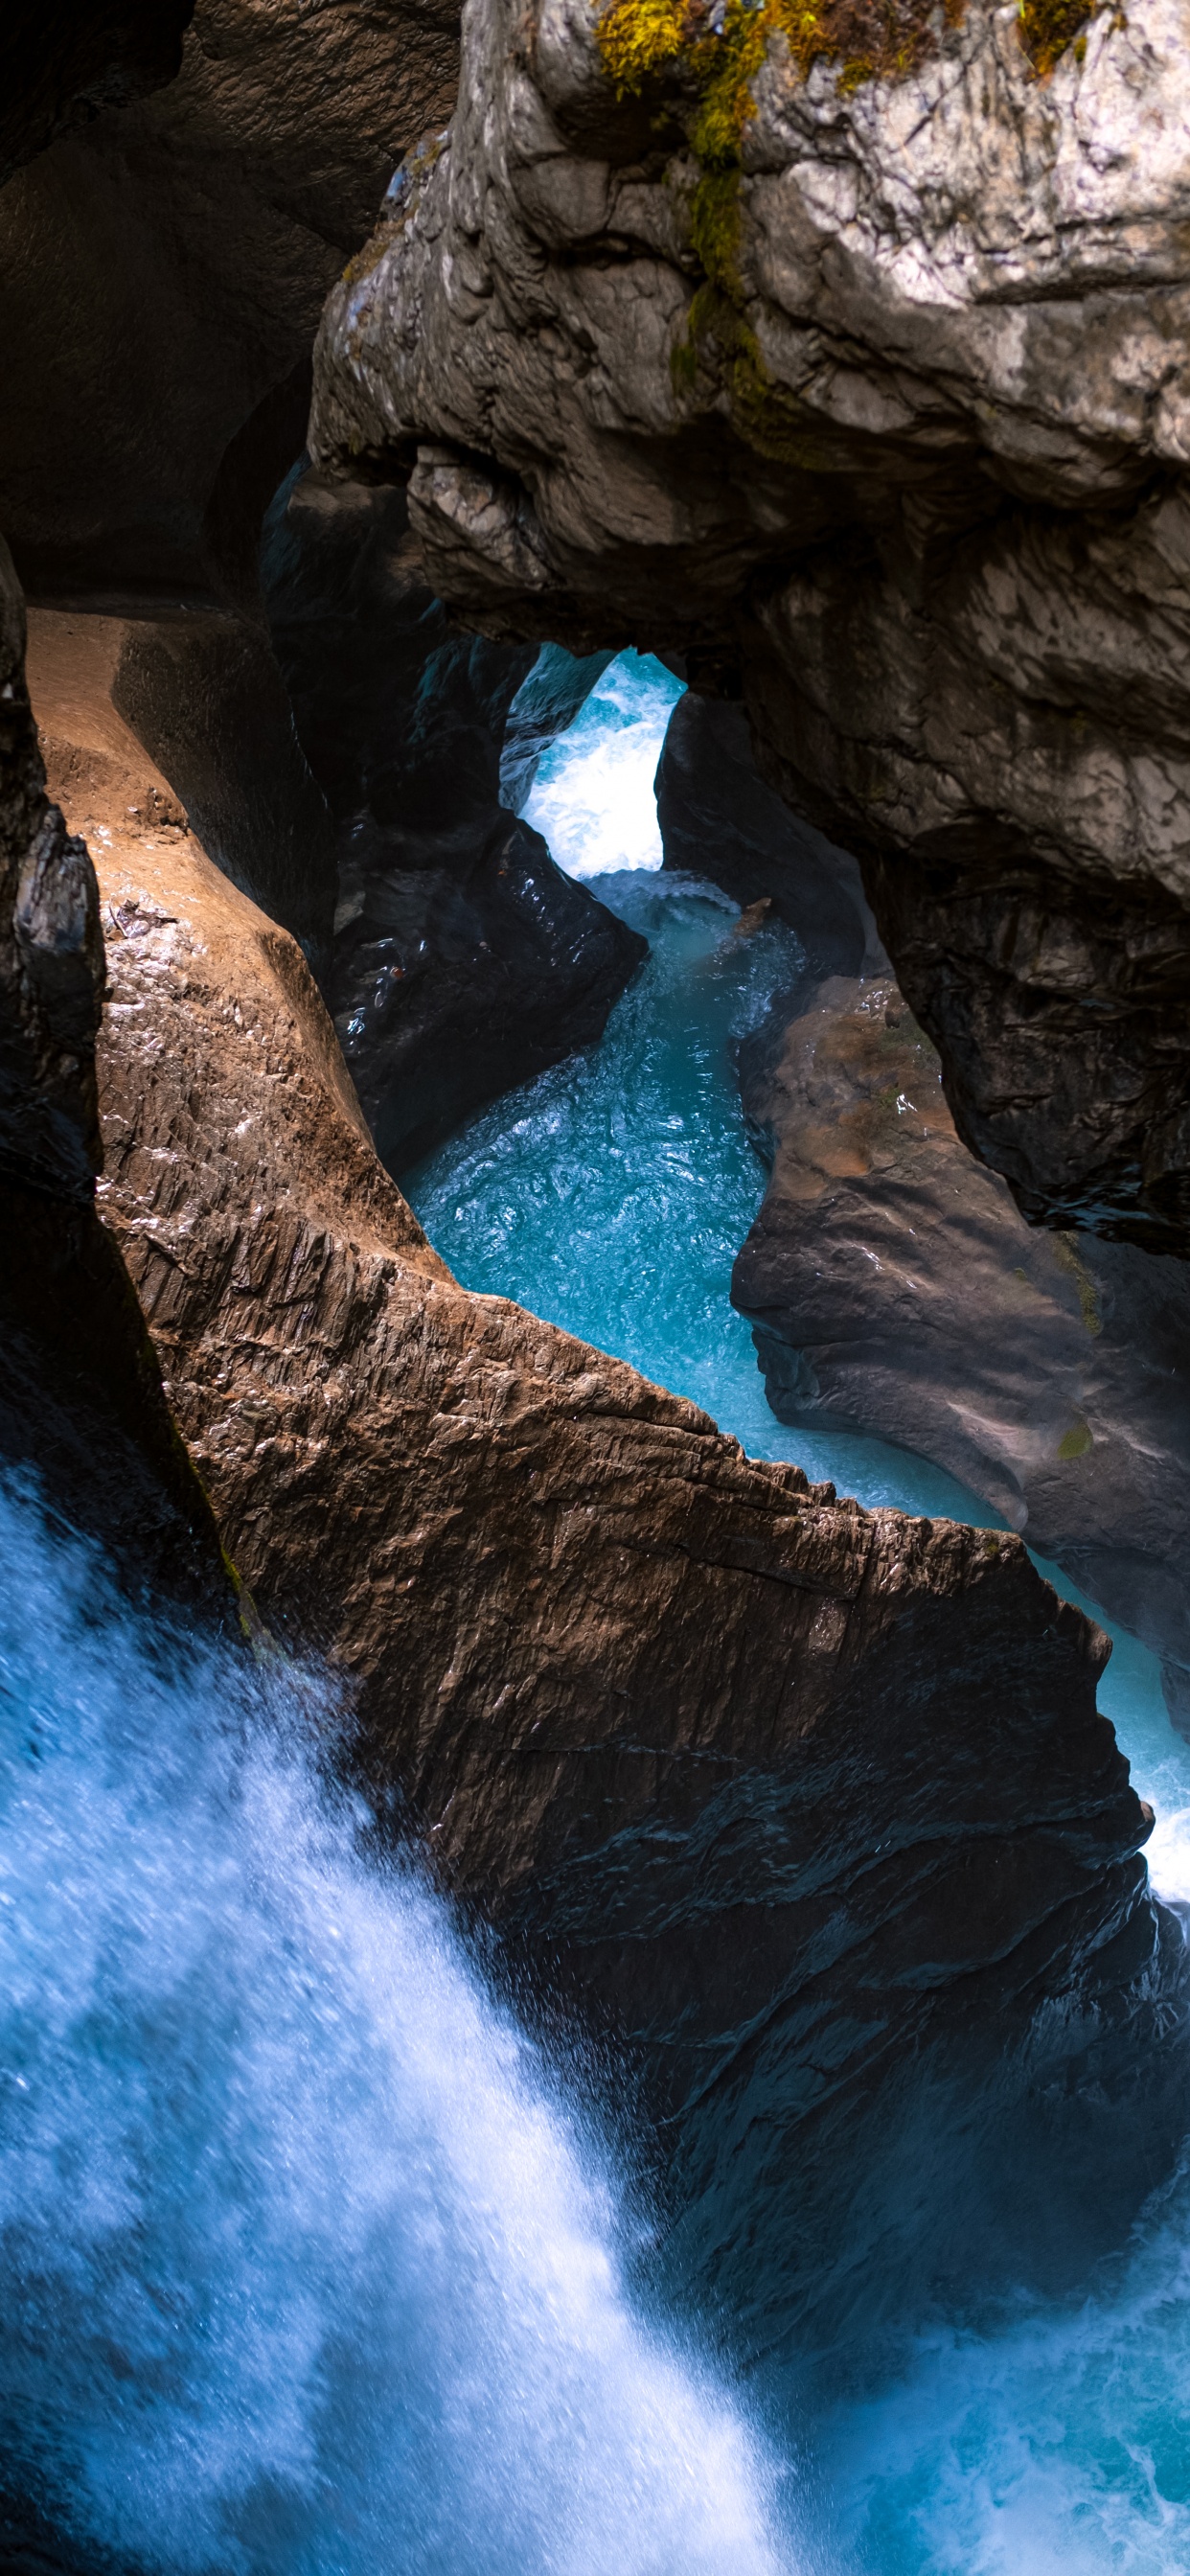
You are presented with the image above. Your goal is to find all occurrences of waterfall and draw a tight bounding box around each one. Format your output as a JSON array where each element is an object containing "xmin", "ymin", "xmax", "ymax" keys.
[{"xmin": 0, "ymin": 1478, "xmax": 790, "ymax": 2576}]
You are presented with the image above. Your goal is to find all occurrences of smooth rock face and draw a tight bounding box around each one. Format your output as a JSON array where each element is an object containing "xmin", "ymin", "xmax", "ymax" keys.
[
  {"xmin": 29, "ymin": 606, "xmax": 1184, "ymax": 2361},
  {"xmin": 733, "ymin": 975, "xmax": 1190, "ymax": 1726},
  {"xmin": 263, "ymin": 467, "xmax": 646, "ymax": 1170},
  {"xmin": 655, "ymin": 690, "xmax": 1190, "ymax": 1727},
  {"xmin": 311, "ymin": 0, "xmax": 1190, "ymax": 1253}
]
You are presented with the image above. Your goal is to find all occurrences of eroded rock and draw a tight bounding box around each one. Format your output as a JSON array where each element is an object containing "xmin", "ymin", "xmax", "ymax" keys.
[
  {"xmin": 29, "ymin": 603, "xmax": 1185, "ymax": 2364},
  {"xmin": 733, "ymin": 975, "xmax": 1190, "ymax": 1726},
  {"xmin": 311, "ymin": 0, "xmax": 1190, "ymax": 1252}
]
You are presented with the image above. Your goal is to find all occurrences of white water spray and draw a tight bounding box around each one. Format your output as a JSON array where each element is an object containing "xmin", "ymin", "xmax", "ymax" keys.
[{"xmin": 0, "ymin": 1480, "xmax": 791, "ymax": 2576}]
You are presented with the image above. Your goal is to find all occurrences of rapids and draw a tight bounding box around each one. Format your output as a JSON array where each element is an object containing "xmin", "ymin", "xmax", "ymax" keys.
[
  {"xmin": 0, "ymin": 1480, "xmax": 790, "ymax": 2576},
  {"xmin": 7, "ymin": 646, "xmax": 1190, "ymax": 2574},
  {"xmin": 406, "ymin": 648, "xmax": 1190, "ymax": 2573}
]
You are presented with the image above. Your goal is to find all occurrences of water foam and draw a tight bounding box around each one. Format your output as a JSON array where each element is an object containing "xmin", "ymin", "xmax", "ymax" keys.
[
  {"xmin": 0, "ymin": 1480, "xmax": 791, "ymax": 2576},
  {"xmin": 521, "ymin": 653, "xmax": 685, "ymax": 877}
]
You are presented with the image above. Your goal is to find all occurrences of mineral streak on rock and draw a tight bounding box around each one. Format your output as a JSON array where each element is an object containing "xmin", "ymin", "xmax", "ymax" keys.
[
  {"xmin": 28, "ymin": 604, "xmax": 1185, "ymax": 2361},
  {"xmin": 311, "ymin": 0, "xmax": 1190, "ymax": 1254}
]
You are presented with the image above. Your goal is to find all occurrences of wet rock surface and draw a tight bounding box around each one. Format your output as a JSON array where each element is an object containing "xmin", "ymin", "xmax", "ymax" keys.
[
  {"xmin": 263, "ymin": 468, "xmax": 646, "ymax": 1171},
  {"xmin": 311, "ymin": 0, "xmax": 1190, "ymax": 1253},
  {"xmin": 656, "ymin": 688, "xmax": 885, "ymax": 988},
  {"xmin": 733, "ymin": 974, "xmax": 1190, "ymax": 1733},
  {"xmin": 29, "ymin": 608, "xmax": 1186, "ymax": 2365}
]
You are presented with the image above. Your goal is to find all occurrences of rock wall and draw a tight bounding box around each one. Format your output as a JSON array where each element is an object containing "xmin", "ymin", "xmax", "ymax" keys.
[
  {"xmin": 0, "ymin": 0, "xmax": 457, "ymax": 601},
  {"xmin": 262, "ymin": 466, "xmax": 645, "ymax": 1170},
  {"xmin": 734, "ymin": 973, "xmax": 1190, "ymax": 1724},
  {"xmin": 0, "ymin": 0, "xmax": 464, "ymax": 969},
  {"xmin": 28, "ymin": 604, "xmax": 1186, "ymax": 2367},
  {"xmin": 310, "ymin": 0, "xmax": 1190, "ymax": 1254},
  {"xmin": 0, "ymin": 548, "xmax": 228, "ymax": 1608},
  {"xmin": 653, "ymin": 689, "xmax": 1190, "ymax": 1728}
]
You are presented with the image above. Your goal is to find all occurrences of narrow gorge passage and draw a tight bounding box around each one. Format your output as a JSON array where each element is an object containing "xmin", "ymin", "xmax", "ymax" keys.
[{"xmin": 407, "ymin": 652, "xmax": 1190, "ymax": 2572}]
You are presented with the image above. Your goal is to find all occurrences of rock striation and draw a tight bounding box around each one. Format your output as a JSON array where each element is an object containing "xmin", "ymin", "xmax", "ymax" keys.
[
  {"xmin": 311, "ymin": 0, "xmax": 1190, "ymax": 1254},
  {"xmin": 29, "ymin": 606, "xmax": 1186, "ymax": 2366},
  {"xmin": 262, "ymin": 466, "xmax": 645, "ymax": 1170}
]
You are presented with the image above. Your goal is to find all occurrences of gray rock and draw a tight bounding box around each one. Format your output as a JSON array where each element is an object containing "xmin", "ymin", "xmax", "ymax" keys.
[{"xmin": 311, "ymin": 0, "xmax": 1190, "ymax": 1253}]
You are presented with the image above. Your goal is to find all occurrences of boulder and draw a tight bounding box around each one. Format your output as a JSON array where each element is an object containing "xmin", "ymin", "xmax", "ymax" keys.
[
  {"xmin": 29, "ymin": 603, "xmax": 1186, "ymax": 2369},
  {"xmin": 310, "ymin": 0, "xmax": 1190, "ymax": 1254},
  {"xmin": 262, "ymin": 466, "xmax": 646, "ymax": 1171}
]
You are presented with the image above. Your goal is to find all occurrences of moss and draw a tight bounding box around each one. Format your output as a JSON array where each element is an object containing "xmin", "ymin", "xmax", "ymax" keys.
[
  {"xmin": 1017, "ymin": 0, "xmax": 1093, "ymax": 73},
  {"xmin": 601, "ymin": 0, "xmax": 964, "ymax": 448},
  {"xmin": 1057, "ymin": 1416, "xmax": 1094, "ymax": 1460},
  {"xmin": 1051, "ymin": 1231, "xmax": 1103, "ymax": 1337}
]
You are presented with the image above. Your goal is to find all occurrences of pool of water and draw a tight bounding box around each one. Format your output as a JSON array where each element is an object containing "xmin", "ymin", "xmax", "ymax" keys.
[{"xmin": 406, "ymin": 650, "xmax": 1190, "ymax": 2573}]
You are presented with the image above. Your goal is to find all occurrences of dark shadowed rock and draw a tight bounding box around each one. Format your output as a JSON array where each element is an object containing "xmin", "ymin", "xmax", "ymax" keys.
[
  {"xmin": 0, "ymin": 0, "xmax": 458, "ymax": 602},
  {"xmin": 310, "ymin": 0, "xmax": 1190, "ymax": 1254},
  {"xmin": 656, "ymin": 689, "xmax": 885, "ymax": 987},
  {"xmin": 0, "ymin": 542, "xmax": 227, "ymax": 1609},
  {"xmin": 0, "ymin": 0, "xmax": 462, "ymax": 968},
  {"xmin": 0, "ymin": 0, "xmax": 194, "ymax": 187},
  {"xmin": 263, "ymin": 467, "xmax": 646, "ymax": 1171}
]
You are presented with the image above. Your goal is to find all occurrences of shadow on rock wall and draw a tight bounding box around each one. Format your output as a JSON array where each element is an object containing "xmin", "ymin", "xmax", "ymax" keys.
[{"xmin": 263, "ymin": 465, "xmax": 646, "ymax": 1172}]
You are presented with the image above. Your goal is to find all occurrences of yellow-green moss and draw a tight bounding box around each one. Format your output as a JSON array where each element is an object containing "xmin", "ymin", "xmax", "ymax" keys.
[
  {"xmin": 1017, "ymin": 0, "xmax": 1093, "ymax": 74},
  {"xmin": 1051, "ymin": 1231, "xmax": 1104, "ymax": 1337},
  {"xmin": 1057, "ymin": 1415, "xmax": 1094, "ymax": 1460}
]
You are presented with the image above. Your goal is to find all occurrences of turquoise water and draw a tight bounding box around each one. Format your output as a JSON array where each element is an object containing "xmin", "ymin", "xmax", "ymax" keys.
[{"xmin": 407, "ymin": 650, "xmax": 1190, "ymax": 2573}]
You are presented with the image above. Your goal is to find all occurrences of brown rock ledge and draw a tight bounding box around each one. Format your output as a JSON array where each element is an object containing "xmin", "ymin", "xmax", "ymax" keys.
[{"xmin": 28, "ymin": 602, "xmax": 1185, "ymax": 2361}]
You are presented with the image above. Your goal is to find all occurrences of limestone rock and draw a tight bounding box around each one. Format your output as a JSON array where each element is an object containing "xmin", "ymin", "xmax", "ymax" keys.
[
  {"xmin": 311, "ymin": 0, "xmax": 1190, "ymax": 1253},
  {"xmin": 262, "ymin": 466, "xmax": 645, "ymax": 1171},
  {"xmin": 31, "ymin": 604, "xmax": 1183, "ymax": 2360},
  {"xmin": 656, "ymin": 688, "xmax": 885, "ymax": 985}
]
